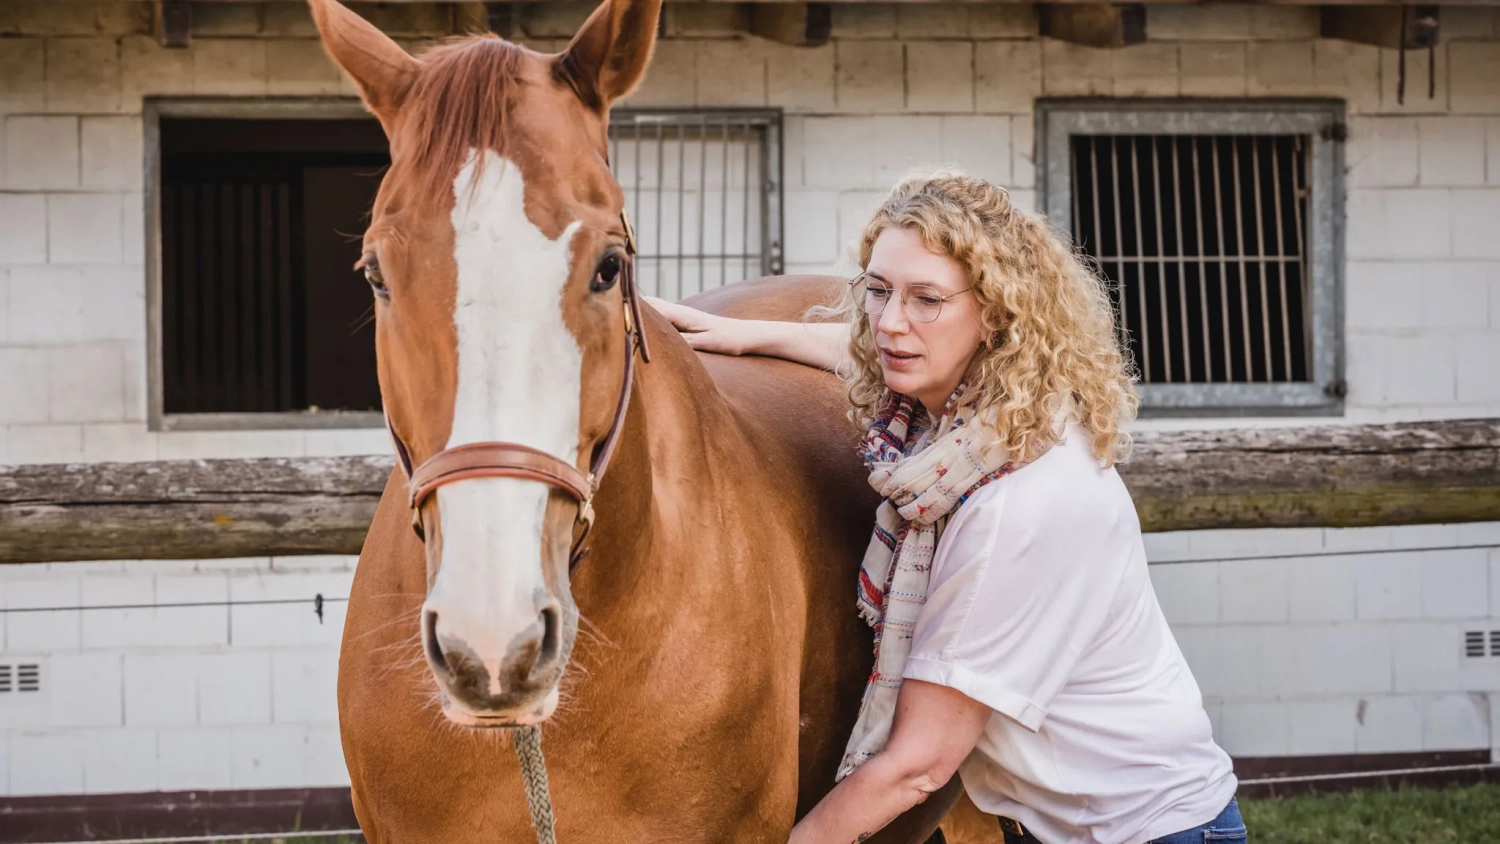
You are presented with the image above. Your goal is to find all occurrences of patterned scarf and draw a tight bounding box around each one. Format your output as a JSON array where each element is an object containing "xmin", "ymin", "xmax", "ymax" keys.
[{"xmin": 837, "ymin": 387, "xmax": 1024, "ymax": 781}]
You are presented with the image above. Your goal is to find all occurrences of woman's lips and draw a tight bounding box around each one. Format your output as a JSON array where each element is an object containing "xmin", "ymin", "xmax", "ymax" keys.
[{"xmin": 880, "ymin": 349, "xmax": 920, "ymax": 371}]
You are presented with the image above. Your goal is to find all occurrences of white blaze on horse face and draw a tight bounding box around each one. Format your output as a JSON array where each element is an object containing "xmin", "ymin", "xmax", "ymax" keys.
[{"xmin": 428, "ymin": 150, "xmax": 581, "ymax": 703}]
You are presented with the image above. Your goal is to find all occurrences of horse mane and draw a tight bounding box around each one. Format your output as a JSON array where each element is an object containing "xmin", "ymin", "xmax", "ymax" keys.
[{"xmin": 400, "ymin": 35, "xmax": 527, "ymax": 205}]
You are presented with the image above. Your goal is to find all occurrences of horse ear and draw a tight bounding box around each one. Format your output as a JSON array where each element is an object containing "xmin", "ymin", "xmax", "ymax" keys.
[
  {"xmin": 307, "ymin": 0, "xmax": 421, "ymax": 133},
  {"xmin": 556, "ymin": 0, "xmax": 663, "ymax": 111}
]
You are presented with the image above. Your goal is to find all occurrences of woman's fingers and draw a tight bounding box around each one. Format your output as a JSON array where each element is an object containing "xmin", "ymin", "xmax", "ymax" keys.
[
  {"xmin": 646, "ymin": 296, "xmax": 711, "ymax": 333},
  {"xmin": 643, "ymin": 296, "xmax": 743, "ymax": 355}
]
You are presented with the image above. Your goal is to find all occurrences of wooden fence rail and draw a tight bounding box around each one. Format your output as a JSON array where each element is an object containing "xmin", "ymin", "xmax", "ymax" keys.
[{"xmin": 2, "ymin": 418, "xmax": 1497, "ymax": 564}]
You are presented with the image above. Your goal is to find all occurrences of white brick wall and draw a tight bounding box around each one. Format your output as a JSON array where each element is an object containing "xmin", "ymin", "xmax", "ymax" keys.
[
  {"xmin": 1145, "ymin": 522, "xmax": 1500, "ymax": 759},
  {"xmin": 2, "ymin": 556, "xmax": 355, "ymax": 796}
]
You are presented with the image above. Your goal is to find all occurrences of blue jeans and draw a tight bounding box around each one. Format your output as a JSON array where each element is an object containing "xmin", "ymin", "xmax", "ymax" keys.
[
  {"xmin": 996, "ymin": 797, "xmax": 1246, "ymax": 844},
  {"xmin": 1148, "ymin": 798, "xmax": 1247, "ymax": 844}
]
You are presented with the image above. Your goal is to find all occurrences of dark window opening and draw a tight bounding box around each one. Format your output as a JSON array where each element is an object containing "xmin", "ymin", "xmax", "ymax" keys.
[
  {"xmin": 1069, "ymin": 134, "xmax": 1311, "ymax": 386},
  {"xmin": 160, "ymin": 118, "xmax": 387, "ymax": 415}
]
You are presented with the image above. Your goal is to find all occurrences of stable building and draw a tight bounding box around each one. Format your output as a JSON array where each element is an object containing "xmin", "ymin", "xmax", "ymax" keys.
[{"xmin": 1, "ymin": 0, "xmax": 1499, "ymax": 837}]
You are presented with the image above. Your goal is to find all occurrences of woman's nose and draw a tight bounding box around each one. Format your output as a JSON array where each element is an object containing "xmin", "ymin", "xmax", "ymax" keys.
[{"xmin": 876, "ymin": 299, "xmax": 911, "ymax": 334}]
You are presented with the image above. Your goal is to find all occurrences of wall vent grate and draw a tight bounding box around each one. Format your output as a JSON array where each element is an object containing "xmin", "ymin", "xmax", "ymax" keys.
[
  {"xmin": 1465, "ymin": 630, "xmax": 1487, "ymax": 658},
  {"xmin": 0, "ymin": 663, "xmax": 42, "ymax": 693}
]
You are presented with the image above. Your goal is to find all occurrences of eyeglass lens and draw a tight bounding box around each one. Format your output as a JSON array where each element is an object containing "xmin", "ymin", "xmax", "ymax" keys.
[{"xmin": 860, "ymin": 279, "xmax": 947, "ymax": 323}]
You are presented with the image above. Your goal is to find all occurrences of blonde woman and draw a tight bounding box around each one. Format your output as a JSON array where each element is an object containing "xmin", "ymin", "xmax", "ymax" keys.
[{"xmin": 651, "ymin": 172, "xmax": 1243, "ymax": 844}]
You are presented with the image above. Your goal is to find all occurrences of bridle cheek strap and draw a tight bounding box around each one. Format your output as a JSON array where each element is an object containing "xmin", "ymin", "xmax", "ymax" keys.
[{"xmin": 387, "ymin": 211, "xmax": 648, "ymax": 570}]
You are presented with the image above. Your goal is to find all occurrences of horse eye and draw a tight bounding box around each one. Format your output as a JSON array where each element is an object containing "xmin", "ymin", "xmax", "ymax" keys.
[
  {"xmin": 362, "ymin": 253, "xmax": 390, "ymax": 301},
  {"xmin": 591, "ymin": 252, "xmax": 624, "ymax": 293}
]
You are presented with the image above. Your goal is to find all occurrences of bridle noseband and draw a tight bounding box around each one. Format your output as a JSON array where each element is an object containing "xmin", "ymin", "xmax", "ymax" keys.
[{"xmin": 387, "ymin": 211, "xmax": 651, "ymax": 570}]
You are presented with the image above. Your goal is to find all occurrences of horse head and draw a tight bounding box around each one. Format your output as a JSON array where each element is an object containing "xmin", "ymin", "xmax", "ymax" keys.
[{"xmin": 309, "ymin": 0, "xmax": 661, "ymax": 728}]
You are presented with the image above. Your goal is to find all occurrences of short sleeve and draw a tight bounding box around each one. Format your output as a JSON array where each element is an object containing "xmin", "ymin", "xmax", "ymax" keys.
[{"xmin": 901, "ymin": 466, "xmax": 1128, "ymax": 732}]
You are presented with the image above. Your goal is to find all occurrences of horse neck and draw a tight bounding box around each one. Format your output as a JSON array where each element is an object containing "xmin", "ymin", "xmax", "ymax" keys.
[{"xmin": 574, "ymin": 321, "xmax": 751, "ymax": 601}]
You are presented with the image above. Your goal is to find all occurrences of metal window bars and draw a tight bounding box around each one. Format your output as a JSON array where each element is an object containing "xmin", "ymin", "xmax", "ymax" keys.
[
  {"xmin": 1040, "ymin": 102, "xmax": 1344, "ymax": 416},
  {"xmin": 608, "ymin": 109, "xmax": 784, "ymax": 301},
  {"xmin": 1069, "ymin": 134, "xmax": 1310, "ymax": 386}
]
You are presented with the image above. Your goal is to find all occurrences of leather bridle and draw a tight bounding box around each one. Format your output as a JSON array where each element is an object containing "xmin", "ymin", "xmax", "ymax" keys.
[{"xmin": 386, "ymin": 211, "xmax": 651, "ymax": 570}]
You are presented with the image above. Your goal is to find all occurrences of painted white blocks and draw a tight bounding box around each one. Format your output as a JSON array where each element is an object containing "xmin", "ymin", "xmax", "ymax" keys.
[
  {"xmin": 83, "ymin": 728, "xmax": 158, "ymax": 794},
  {"xmin": 6, "ymin": 265, "xmax": 143, "ymax": 344},
  {"xmin": 158, "ymin": 728, "xmax": 233, "ymax": 790},
  {"xmin": 9, "ymin": 733, "xmax": 85, "ymax": 796},
  {"xmin": 1357, "ymin": 696, "xmax": 1425, "ymax": 753},
  {"xmin": 199, "ymin": 652, "xmax": 272, "ymax": 725},
  {"xmin": 3, "ymin": 558, "xmax": 357, "ymax": 796},
  {"xmin": 4, "ymin": 115, "xmax": 79, "ymax": 190},
  {"xmin": 124, "ymin": 654, "xmax": 200, "ymax": 726},
  {"xmin": 0, "ymin": 193, "xmax": 47, "ymax": 264},
  {"xmin": 1147, "ymin": 524, "xmax": 1500, "ymax": 759},
  {"xmin": 46, "ymin": 653, "xmax": 123, "ymax": 727}
]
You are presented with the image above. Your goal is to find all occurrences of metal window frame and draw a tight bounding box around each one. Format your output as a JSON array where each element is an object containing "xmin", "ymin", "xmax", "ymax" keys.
[
  {"xmin": 144, "ymin": 101, "xmax": 784, "ymax": 432},
  {"xmin": 1037, "ymin": 99, "xmax": 1346, "ymax": 417}
]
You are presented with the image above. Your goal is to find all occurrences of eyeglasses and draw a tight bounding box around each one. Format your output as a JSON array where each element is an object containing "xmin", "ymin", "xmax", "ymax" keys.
[{"xmin": 850, "ymin": 272, "xmax": 973, "ymax": 324}]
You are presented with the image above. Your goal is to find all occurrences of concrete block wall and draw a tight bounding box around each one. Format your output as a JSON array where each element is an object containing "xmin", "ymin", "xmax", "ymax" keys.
[
  {"xmin": 7, "ymin": 523, "xmax": 1500, "ymax": 796},
  {"xmin": 0, "ymin": 555, "xmax": 352, "ymax": 796},
  {"xmin": 1149, "ymin": 522, "xmax": 1500, "ymax": 759}
]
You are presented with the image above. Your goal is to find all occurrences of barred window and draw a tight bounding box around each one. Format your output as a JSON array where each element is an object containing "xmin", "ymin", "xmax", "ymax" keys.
[
  {"xmin": 609, "ymin": 110, "xmax": 783, "ymax": 300},
  {"xmin": 148, "ymin": 104, "xmax": 783, "ymax": 430},
  {"xmin": 1040, "ymin": 103, "xmax": 1345, "ymax": 416}
]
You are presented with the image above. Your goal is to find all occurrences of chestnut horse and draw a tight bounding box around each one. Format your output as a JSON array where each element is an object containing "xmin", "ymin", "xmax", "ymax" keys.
[{"xmin": 310, "ymin": 0, "xmax": 1007, "ymax": 839}]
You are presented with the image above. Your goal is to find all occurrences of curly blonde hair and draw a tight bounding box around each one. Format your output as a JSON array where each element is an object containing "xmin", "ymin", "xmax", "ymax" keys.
[{"xmin": 837, "ymin": 171, "xmax": 1139, "ymax": 466}]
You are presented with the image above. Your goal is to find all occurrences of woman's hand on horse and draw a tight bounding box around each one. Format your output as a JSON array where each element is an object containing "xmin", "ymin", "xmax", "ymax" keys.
[{"xmin": 646, "ymin": 297, "xmax": 747, "ymax": 356}]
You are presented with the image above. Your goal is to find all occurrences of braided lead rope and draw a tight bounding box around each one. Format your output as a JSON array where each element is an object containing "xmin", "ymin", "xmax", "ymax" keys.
[{"xmin": 513, "ymin": 725, "xmax": 558, "ymax": 844}]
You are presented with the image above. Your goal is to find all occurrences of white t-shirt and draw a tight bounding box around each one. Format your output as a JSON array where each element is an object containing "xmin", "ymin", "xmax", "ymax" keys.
[{"xmin": 901, "ymin": 424, "xmax": 1236, "ymax": 844}]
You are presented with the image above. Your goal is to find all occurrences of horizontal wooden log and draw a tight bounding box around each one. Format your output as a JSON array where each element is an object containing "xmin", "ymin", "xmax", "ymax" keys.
[
  {"xmin": 2, "ymin": 419, "xmax": 1496, "ymax": 564},
  {"xmin": 1126, "ymin": 418, "xmax": 1500, "ymax": 534},
  {"xmin": 0, "ymin": 456, "xmax": 392, "ymax": 564}
]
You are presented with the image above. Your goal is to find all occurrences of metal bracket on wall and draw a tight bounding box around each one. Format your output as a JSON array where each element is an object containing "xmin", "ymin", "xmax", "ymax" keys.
[{"xmin": 1321, "ymin": 5, "xmax": 1440, "ymax": 104}]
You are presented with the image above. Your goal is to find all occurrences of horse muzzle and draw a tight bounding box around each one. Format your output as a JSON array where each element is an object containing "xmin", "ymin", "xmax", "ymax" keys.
[{"xmin": 422, "ymin": 598, "xmax": 574, "ymax": 727}]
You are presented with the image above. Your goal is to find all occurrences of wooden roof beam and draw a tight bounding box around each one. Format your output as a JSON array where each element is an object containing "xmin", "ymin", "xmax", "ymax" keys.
[
  {"xmin": 1321, "ymin": 5, "xmax": 1440, "ymax": 49},
  {"xmin": 750, "ymin": 3, "xmax": 832, "ymax": 47},
  {"xmin": 154, "ymin": 0, "xmax": 192, "ymax": 48},
  {"xmin": 1040, "ymin": 3, "xmax": 1146, "ymax": 49}
]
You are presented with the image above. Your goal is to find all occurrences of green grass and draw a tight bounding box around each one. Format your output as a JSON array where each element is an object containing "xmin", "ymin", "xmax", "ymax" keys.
[{"xmin": 1242, "ymin": 782, "xmax": 1500, "ymax": 842}]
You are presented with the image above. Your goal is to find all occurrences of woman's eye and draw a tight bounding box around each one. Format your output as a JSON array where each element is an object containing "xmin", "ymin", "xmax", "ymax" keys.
[
  {"xmin": 362, "ymin": 253, "xmax": 390, "ymax": 300},
  {"xmin": 868, "ymin": 286, "xmax": 892, "ymax": 299},
  {"xmin": 592, "ymin": 252, "xmax": 624, "ymax": 292},
  {"xmin": 915, "ymin": 294, "xmax": 943, "ymax": 307}
]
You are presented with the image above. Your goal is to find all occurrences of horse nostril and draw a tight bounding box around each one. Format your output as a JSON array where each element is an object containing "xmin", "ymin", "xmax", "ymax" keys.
[
  {"xmin": 423, "ymin": 609, "xmax": 451, "ymax": 676},
  {"xmin": 536, "ymin": 606, "xmax": 561, "ymax": 672}
]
